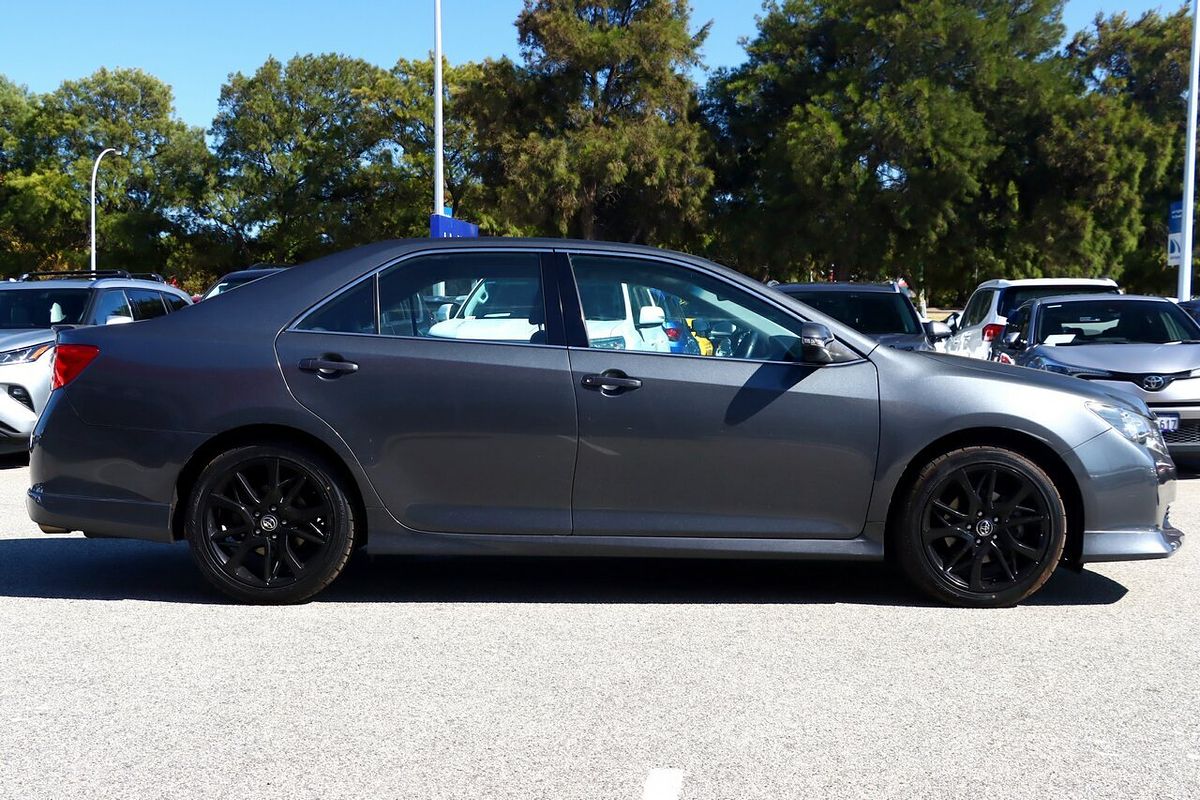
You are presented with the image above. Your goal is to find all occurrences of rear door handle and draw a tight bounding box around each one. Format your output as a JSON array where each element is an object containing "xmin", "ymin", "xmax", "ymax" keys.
[
  {"xmin": 581, "ymin": 372, "xmax": 642, "ymax": 391},
  {"xmin": 299, "ymin": 357, "xmax": 359, "ymax": 375}
]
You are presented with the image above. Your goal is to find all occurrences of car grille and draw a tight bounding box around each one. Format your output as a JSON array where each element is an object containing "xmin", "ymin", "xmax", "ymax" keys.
[{"xmin": 1163, "ymin": 421, "xmax": 1200, "ymax": 445}]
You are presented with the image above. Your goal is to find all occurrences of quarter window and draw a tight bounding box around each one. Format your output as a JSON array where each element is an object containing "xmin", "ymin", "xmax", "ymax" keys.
[
  {"xmin": 570, "ymin": 254, "xmax": 857, "ymax": 363},
  {"xmin": 297, "ymin": 278, "xmax": 378, "ymax": 335}
]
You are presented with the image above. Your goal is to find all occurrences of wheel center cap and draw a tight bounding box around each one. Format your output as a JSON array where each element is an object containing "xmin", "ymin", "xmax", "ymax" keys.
[
  {"xmin": 976, "ymin": 518, "xmax": 994, "ymax": 537},
  {"xmin": 260, "ymin": 514, "xmax": 279, "ymax": 532}
]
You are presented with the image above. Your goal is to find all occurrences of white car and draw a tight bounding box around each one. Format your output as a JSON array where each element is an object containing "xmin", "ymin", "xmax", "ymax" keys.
[
  {"xmin": 429, "ymin": 275, "xmax": 671, "ymax": 351},
  {"xmin": 944, "ymin": 277, "xmax": 1120, "ymax": 360},
  {"xmin": 0, "ymin": 271, "xmax": 192, "ymax": 453}
]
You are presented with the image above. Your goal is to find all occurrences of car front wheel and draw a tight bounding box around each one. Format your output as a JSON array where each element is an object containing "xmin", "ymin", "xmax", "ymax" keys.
[
  {"xmin": 184, "ymin": 444, "xmax": 357, "ymax": 604},
  {"xmin": 896, "ymin": 446, "xmax": 1067, "ymax": 607}
]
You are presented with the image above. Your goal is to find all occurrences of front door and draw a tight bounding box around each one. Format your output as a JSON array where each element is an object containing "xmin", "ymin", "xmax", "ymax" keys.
[
  {"xmin": 561, "ymin": 253, "xmax": 880, "ymax": 539},
  {"xmin": 276, "ymin": 250, "xmax": 578, "ymax": 535}
]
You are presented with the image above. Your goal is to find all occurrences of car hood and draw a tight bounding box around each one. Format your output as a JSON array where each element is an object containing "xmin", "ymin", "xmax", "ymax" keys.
[
  {"xmin": 0, "ymin": 329, "xmax": 54, "ymax": 353},
  {"xmin": 912, "ymin": 351, "xmax": 1151, "ymax": 416},
  {"xmin": 1033, "ymin": 342, "xmax": 1200, "ymax": 374}
]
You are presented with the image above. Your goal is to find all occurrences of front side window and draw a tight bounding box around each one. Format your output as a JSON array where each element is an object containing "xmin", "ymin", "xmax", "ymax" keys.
[
  {"xmin": 570, "ymin": 254, "xmax": 857, "ymax": 363},
  {"xmin": 91, "ymin": 290, "xmax": 132, "ymax": 324},
  {"xmin": 379, "ymin": 252, "xmax": 545, "ymax": 344}
]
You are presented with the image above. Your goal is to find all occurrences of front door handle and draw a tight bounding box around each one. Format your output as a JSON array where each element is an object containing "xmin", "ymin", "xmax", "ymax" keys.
[
  {"xmin": 299, "ymin": 357, "xmax": 359, "ymax": 376},
  {"xmin": 581, "ymin": 371, "xmax": 642, "ymax": 392}
]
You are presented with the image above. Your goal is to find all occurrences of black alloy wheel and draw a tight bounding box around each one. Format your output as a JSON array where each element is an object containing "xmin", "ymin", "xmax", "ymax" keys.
[
  {"xmin": 897, "ymin": 446, "xmax": 1067, "ymax": 607},
  {"xmin": 185, "ymin": 445, "xmax": 356, "ymax": 603}
]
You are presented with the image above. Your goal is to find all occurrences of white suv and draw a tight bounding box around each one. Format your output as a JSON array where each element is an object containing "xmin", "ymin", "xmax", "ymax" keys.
[{"xmin": 944, "ymin": 277, "xmax": 1120, "ymax": 360}]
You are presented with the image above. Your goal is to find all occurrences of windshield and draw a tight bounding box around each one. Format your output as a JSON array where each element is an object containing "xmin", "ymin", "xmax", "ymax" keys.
[
  {"xmin": 1035, "ymin": 299, "xmax": 1200, "ymax": 345},
  {"xmin": 998, "ymin": 285, "xmax": 1116, "ymax": 318},
  {"xmin": 783, "ymin": 291, "xmax": 921, "ymax": 336},
  {"xmin": 0, "ymin": 288, "xmax": 90, "ymax": 329}
]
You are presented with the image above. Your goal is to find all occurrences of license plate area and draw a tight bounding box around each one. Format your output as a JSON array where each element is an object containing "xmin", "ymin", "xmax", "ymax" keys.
[{"xmin": 1155, "ymin": 413, "xmax": 1180, "ymax": 432}]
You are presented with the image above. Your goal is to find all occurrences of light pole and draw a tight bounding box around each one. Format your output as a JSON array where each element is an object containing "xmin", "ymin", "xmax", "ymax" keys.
[
  {"xmin": 433, "ymin": 0, "xmax": 445, "ymax": 217},
  {"xmin": 1180, "ymin": 0, "xmax": 1200, "ymax": 300},
  {"xmin": 90, "ymin": 147, "xmax": 120, "ymax": 274}
]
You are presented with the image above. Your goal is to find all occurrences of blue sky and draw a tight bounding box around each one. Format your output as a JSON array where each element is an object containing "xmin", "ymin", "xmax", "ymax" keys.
[{"xmin": 0, "ymin": 0, "xmax": 1183, "ymax": 129}]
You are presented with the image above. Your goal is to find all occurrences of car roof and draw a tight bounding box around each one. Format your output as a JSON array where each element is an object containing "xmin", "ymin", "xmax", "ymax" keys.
[
  {"xmin": 973, "ymin": 277, "xmax": 1119, "ymax": 290},
  {"xmin": 775, "ymin": 282, "xmax": 901, "ymax": 294},
  {"xmin": 1, "ymin": 276, "xmax": 189, "ymax": 294}
]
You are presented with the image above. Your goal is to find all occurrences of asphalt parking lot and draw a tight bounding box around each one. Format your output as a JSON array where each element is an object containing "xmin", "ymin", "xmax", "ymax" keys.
[{"xmin": 0, "ymin": 456, "xmax": 1197, "ymax": 800}]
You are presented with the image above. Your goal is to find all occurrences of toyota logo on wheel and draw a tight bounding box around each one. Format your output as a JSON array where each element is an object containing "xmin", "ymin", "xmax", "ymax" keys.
[{"xmin": 1142, "ymin": 375, "xmax": 1168, "ymax": 391}]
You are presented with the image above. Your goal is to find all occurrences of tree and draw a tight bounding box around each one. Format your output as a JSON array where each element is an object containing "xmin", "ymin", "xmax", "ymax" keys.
[
  {"xmin": 210, "ymin": 54, "xmax": 428, "ymax": 265},
  {"xmin": 0, "ymin": 68, "xmax": 208, "ymax": 276},
  {"xmin": 463, "ymin": 0, "xmax": 713, "ymax": 244}
]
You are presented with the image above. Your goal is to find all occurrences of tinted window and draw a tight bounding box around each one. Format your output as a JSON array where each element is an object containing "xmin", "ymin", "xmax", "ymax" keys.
[
  {"xmin": 570, "ymin": 255, "xmax": 857, "ymax": 362},
  {"xmin": 297, "ymin": 278, "xmax": 378, "ymax": 335},
  {"xmin": 783, "ymin": 291, "xmax": 921, "ymax": 336},
  {"xmin": 998, "ymin": 285, "xmax": 1117, "ymax": 318},
  {"xmin": 164, "ymin": 294, "xmax": 189, "ymax": 312},
  {"xmin": 960, "ymin": 289, "xmax": 993, "ymax": 327},
  {"xmin": 0, "ymin": 288, "xmax": 90, "ymax": 329},
  {"xmin": 1034, "ymin": 300, "xmax": 1200, "ymax": 345},
  {"xmin": 127, "ymin": 289, "xmax": 168, "ymax": 320},
  {"xmin": 91, "ymin": 290, "xmax": 132, "ymax": 323},
  {"xmin": 379, "ymin": 252, "xmax": 545, "ymax": 344}
]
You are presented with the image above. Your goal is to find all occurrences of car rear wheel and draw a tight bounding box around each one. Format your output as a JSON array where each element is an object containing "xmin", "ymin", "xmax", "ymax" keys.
[
  {"xmin": 896, "ymin": 446, "xmax": 1066, "ymax": 607},
  {"xmin": 184, "ymin": 444, "xmax": 356, "ymax": 604}
]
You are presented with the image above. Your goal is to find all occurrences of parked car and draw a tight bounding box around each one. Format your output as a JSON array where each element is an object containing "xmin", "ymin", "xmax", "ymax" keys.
[
  {"xmin": 994, "ymin": 294, "xmax": 1200, "ymax": 461},
  {"xmin": 199, "ymin": 266, "xmax": 288, "ymax": 301},
  {"xmin": 0, "ymin": 270, "xmax": 192, "ymax": 453},
  {"xmin": 29, "ymin": 240, "xmax": 1181, "ymax": 607},
  {"xmin": 945, "ymin": 278, "xmax": 1120, "ymax": 359},
  {"xmin": 774, "ymin": 282, "xmax": 950, "ymax": 351},
  {"xmin": 1177, "ymin": 298, "xmax": 1200, "ymax": 324}
]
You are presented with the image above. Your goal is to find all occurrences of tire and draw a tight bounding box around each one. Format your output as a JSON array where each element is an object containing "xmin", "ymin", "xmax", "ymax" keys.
[
  {"xmin": 184, "ymin": 444, "xmax": 357, "ymax": 604},
  {"xmin": 896, "ymin": 446, "xmax": 1067, "ymax": 608}
]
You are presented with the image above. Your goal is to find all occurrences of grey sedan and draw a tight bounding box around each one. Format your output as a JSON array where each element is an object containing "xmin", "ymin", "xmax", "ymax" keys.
[
  {"xmin": 27, "ymin": 240, "xmax": 1182, "ymax": 606},
  {"xmin": 993, "ymin": 294, "xmax": 1200, "ymax": 460}
]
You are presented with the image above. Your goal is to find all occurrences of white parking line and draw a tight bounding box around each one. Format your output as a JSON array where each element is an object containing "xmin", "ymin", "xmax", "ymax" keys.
[{"xmin": 642, "ymin": 768, "xmax": 684, "ymax": 800}]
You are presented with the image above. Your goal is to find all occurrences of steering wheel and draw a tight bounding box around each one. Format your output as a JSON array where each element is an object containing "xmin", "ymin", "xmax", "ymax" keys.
[{"xmin": 733, "ymin": 328, "xmax": 764, "ymax": 360}]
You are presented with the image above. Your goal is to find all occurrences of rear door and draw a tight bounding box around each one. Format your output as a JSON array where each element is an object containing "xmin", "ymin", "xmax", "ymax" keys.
[
  {"xmin": 560, "ymin": 252, "xmax": 880, "ymax": 539},
  {"xmin": 275, "ymin": 249, "xmax": 579, "ymax": 535}
]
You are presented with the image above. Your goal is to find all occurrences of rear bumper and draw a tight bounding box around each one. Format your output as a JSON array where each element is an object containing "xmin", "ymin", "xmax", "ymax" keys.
[
  {"xmin": 27, "ymin": 485, "xmax": 174, "ymax": 543},
  {"xmin": 1080, "ymin": 523, "xmax": 1184, "ymax": 562}
]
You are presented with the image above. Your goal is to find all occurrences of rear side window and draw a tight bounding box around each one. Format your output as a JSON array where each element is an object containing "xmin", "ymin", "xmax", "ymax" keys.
[
  {"xmin": 960, "ymin": 290, "xmax": 994, "ymax": 327},
  {"xmin": 297, "ymin": 279, "xmax": 378, "ymax": 335},
  {"xmin": 126, "ymin": 289, "xmax": 168, "ymax": 320}
]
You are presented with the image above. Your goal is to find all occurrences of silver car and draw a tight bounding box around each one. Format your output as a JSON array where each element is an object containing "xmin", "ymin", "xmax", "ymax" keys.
[
  {"xmin": 0, "ymin": 271, "xmax": 192, "ymax": 452},
  {"xmin": 993, "ymin": 294, "xmax": 1200, "ymax": 460}
]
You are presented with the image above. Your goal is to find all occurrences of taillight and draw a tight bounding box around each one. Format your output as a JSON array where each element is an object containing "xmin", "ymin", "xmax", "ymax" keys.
[
  {"xmin": 51, "ymin": 344, "xmax": 99, "ymax": 390},
  {"xmin": 665, "ymin": 327, "xmax": 682, "ymax": 341},
  {"xmin": 982, "ymin": 323, "xmax": 1005, "ymax": 342}
]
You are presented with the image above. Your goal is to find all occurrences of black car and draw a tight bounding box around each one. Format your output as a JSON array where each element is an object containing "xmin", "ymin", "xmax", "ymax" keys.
[
  {"xmin": 774, "ymin": 282, "xmax": 950, "ymax": 351},
  {"xmin": 27, "ymin": 239, "xmax": 1181, "ymax": 607}
]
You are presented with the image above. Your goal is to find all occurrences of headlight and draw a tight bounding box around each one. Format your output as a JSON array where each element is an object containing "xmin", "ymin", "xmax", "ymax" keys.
[
  {"xmin": 0, "ymin": 343, "xmax": 53, "ymax": 365},
  {"xmin": 1088, "ymin": 401, "xmax": 1166, "ymax": 450},
  {"xmin": 1028, "ymin": 355, "xmax": 1111, "ymax": 379},
  {"xmin": 590, "ymin": 336, "xmax": 625, "ymax": 350}
]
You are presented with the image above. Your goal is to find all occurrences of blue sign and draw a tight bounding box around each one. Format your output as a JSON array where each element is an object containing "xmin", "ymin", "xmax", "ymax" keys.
[
  {"xmin": 430, "ymin": 213, "xmax": 479, "ymax": 239},
  {"xmin": 1169, "ymin": 201, "xmax": 1184, "ymax": 266}
]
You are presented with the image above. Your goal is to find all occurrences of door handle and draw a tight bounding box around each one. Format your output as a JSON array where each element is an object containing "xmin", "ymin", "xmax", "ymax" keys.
[
  {"xmin": 581, "ymin": 371, "xmax": 642, "ymax": 391},
  {"xmin": 299, "ymin": 357, "xmax": 359, "ymax": 375}
]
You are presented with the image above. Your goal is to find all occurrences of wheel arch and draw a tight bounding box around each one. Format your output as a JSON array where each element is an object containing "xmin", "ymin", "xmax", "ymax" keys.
[
  {"xmin": 883, "ymin": 427, "xmax": 1085, "ymax": 566},
  {"xmin": 170, "ymin": 424, "xmax": 369, "ymax": 544}
]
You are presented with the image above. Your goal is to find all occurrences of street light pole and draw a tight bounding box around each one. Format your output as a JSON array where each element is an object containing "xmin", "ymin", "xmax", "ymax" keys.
[
  {"xmin": 1179, "ymin": 0, "xmax": 1200, "ymax": 300},
  {"xmin": 433, "ymin": 0, "xmax": 445, "ymax": 217},
  {"xmin": 90, "ymin": 147, "xmax": 119, "ymax": 275}
]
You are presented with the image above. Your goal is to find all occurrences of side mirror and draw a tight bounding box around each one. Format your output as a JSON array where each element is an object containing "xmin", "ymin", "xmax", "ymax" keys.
[
  {"xmin": 944, "ymin": 312, "xmax": 960, "ymax": 332},
  {"xmin": 105, "ymin": 314, "xmax": 134, "ymax": 326},
  {"xmin": 1002, "ymin": 330, "xmax": 1026, "ymax": 350},
  {"xmin": 923, "ymin": 320, "xmax": 952, "ymax": 341},
  {"xmin": 637, "ymin": 305, "xmax": 666, "ymax": 328},
  {"xmin": 799, "ymin": 322, "xmax": 834, "ymax": 365},
  {"xmin": 436, "ymin": 302, "xmax": 458, "ymax": 322}
]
